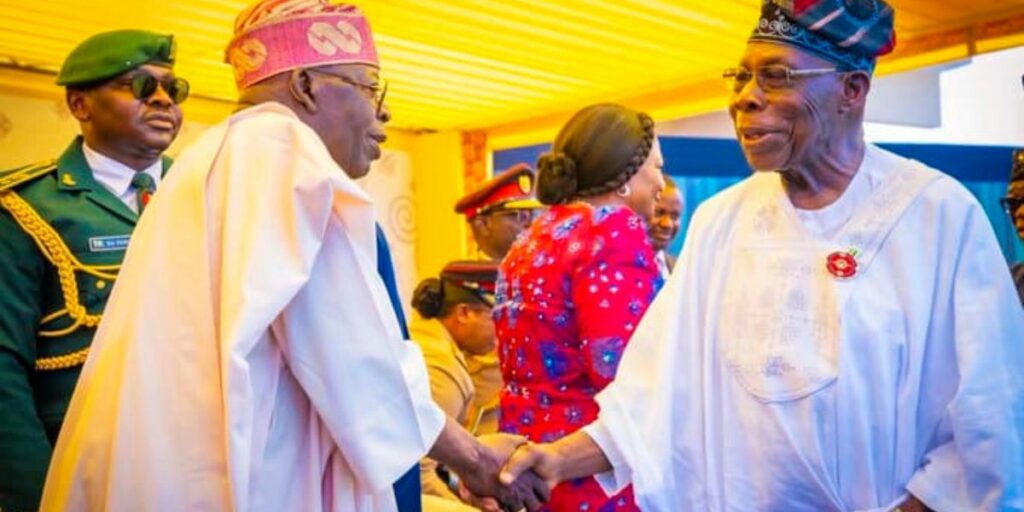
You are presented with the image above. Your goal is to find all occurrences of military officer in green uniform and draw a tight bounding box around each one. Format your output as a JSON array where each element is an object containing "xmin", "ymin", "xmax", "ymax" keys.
[{"xmin": 0, "ymin": 30, "xmax": 188, "ymax": 511}]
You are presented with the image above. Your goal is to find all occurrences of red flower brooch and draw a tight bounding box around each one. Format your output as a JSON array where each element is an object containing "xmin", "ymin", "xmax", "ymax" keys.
[{"xmin": 826, "ymin": 250, "xmax": 858, "ymax": 279}]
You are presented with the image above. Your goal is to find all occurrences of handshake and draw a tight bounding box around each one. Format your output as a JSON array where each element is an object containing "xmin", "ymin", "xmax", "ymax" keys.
[{"xmin": 444, "ymin": 433, "xmax": 563, "ymax": 512}]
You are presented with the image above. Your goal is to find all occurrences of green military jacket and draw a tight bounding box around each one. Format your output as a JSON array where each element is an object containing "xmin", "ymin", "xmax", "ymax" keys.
[{"xmin": 0, "ymin": 137, "xmax": 170, "ymax": 512}]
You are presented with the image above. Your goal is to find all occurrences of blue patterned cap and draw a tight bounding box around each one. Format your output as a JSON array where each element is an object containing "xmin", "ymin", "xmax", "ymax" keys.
[{"xmin": 749, "ymin": 0, "xmax": 896, "ymax": 72}]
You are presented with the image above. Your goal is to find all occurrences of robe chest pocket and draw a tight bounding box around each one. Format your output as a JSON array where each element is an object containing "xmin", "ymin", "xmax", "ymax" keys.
[{"xmin": 718, "ymin": 242, "xmax": 841, "ymax": 403}]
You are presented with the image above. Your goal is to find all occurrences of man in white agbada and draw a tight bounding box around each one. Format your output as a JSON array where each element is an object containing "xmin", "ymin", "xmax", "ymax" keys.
[
  {"xmin": 499, "ymin": 1, "xmax": 1024, "ymax": 511},
  {"xmin": 41, "ymin": 2, "xmax": 549, "ymax": 511}
]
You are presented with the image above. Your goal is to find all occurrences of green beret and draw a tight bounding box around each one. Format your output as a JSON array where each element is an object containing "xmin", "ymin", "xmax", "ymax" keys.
[{"xmin": 56, "ymin": 30, "xmax": 176, "ymax": 87}]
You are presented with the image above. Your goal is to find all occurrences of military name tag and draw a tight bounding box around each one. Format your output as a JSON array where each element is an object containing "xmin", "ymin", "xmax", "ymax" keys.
[{"xmin": 88, "ymin": 235, "xmax": 131, "ymax": 252}]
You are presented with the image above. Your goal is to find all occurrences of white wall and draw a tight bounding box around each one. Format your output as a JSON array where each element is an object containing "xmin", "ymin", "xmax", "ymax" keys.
[
  {"xmin": 865, "ymin": 47, "xmax": 1024, "ymax": 146},
  {"xmin": 357, "ymin": 148, "xmax": 419, "ymax": 314}
]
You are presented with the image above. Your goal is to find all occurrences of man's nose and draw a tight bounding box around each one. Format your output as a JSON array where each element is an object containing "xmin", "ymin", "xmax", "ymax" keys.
[{"xmin": 147, "ymin": 82, "xmax": 174, "ymax": 107}]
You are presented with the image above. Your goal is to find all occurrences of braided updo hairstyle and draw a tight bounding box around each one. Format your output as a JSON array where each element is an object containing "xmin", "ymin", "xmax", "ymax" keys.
[{"xmin": 536, "ymin": 103, "xmax": 656, "ymax": 205}]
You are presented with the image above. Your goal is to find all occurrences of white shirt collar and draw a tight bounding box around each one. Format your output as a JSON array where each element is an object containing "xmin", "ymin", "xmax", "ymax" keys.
[
  {"xmin": 655, "ymin": 250, "xmax": 671, "ymax": 278},
  {"xmin": 82, "ymin": 142, "xmax": 163, "ymax": 199}
]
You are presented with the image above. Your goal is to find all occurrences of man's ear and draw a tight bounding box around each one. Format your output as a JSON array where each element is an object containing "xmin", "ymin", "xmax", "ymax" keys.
[
  {"xmin": 288, "ymin": 68, "xmax": 317, "ymax": 113},
  {"xmin": 66, "ymin": 89, "xmax": 90, "ymax": 122},
  {"xmin": 471, "ymin": 217, "xmax": 491, "ymax": 237},
  {"xmin": 839, "ymin": 70, "xmax": 871, "ymax": 114},
  {"xmin": 453, "ymin": 303, "xmax": 473, "ymax": 324}
]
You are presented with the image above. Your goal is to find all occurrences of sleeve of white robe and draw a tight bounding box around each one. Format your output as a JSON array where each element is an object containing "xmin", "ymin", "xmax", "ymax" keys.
[
  {"xmin": 211, "ymin": 114, "xmax": 444, "ymax": 496},
  {"xmin": 583, "ymin": 201, "xmax": 723, "ymax": 511},
  {"xmin": 272, "ymin": 275, "xmax": 445, "ymax": 494},
  {"xmin": 906, "ymin": 200, "xmax": 1024, "ymax": 511}
]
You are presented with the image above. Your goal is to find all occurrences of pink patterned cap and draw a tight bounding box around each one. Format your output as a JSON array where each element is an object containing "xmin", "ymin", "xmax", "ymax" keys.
[{"xmin": 226, "ymin": 0, "xmax": 379, "ymax": 89}]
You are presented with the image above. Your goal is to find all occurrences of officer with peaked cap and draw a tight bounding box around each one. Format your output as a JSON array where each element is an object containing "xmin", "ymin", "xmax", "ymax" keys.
[
  {"xmin": 453, "ymin": 164, "xmax": 542, "ymax": 437},
  {"xmin": 0, "ymin": 29, "xmax": 187, "ymax": 511},
  {"xmin": 456, "ymin": 163, "xmax": 542, "ymax": 261},
  {"xmin": 409, "ymin": 260, "xmax": 501, "ymax": 504},
  {"xmin": 1003, "ymin": 149, "xmax": 1024, "ymax": 303}
]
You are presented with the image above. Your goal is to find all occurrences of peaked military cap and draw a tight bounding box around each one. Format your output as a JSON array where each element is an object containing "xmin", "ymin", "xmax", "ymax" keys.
[
  {"xmin": 455, "ymin": 163, "xmax": 542, "ymax": 220},
  {"xmin": 440, "ymin": 260, "xmax": 499, "ymax": 305},
  {"xmin": 57, "ymin": 30, "xmax": 176, "ymax": 87}
]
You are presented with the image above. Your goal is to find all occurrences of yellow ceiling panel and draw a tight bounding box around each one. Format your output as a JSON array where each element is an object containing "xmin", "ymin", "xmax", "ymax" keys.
[{"xmin": 1, "ymin": 0, "xmax": 1022, "ymax": 132}]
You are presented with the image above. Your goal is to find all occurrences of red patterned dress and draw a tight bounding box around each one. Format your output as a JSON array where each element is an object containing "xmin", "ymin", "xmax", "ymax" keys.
[{"xmin": 495, "ymin": 202, "xmax": 662, "ymax": 511}]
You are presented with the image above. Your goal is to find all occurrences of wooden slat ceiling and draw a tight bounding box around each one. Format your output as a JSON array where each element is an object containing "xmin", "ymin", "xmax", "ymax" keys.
[{"xmin": 1, "ymin": 0, "xmax": 1023, "ymax": 133}]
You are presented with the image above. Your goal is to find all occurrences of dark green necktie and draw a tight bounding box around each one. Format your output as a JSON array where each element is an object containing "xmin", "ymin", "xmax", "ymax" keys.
[{"xmin": 131, "ymin": 172, "xmax": 156, "ymax": 213}]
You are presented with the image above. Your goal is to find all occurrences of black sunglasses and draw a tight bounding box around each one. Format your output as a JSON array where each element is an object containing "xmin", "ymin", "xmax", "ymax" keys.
[
  {"xmin": 125, "ymin": 73, "xmax": 190, "ymax": 104},
  {"xmin": 1001, "ymin": 196, "xmax": 1024, "ymax": 216}
]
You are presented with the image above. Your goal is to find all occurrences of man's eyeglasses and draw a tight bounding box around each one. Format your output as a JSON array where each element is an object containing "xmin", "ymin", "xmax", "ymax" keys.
[
  {"xmin": 1001, "ymin": 196, "xmax": 1024, "ymax": 217},
  {"xmin": 723, "ymin": 65, "xmax": 838, "ymax": 93},
  {"xmin": 308, "ymin": 69, "xmax": 388, "ymax": 118},
  {"xmin": 115, "ymin": 73, "xmax": 190, "ymax": 104}
]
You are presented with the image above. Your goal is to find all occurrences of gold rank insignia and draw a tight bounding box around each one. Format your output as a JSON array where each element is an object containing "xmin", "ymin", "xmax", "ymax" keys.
[{"xmin": 518, "ymin": 173, "xmax": 531, "ymax": 194}]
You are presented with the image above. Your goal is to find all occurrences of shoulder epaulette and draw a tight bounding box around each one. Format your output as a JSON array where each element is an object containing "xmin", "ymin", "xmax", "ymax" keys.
[{"xmin": 0, "ymin": 160, "xmax": 58, "ymax": 192}]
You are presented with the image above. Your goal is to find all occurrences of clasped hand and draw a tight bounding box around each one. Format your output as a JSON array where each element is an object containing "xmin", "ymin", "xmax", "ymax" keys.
[{"xmin": 453, "ymin": 434, "xmax": 556, "ymax": 512}]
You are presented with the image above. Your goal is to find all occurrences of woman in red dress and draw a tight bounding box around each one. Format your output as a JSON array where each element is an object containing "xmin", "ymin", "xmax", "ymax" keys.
[{"xmin": 495, "ymin": 103, "xmax": 666, "ymax": 511}]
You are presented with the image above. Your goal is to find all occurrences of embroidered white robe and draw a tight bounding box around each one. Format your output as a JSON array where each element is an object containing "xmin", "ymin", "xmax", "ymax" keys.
[
  {"xmin": 41, "ymin": 103, "xmax": 446, "ymax": 512},
  {"xmin": 585, "ymin": 145, "xmax": 1024, "ymax": 511}
]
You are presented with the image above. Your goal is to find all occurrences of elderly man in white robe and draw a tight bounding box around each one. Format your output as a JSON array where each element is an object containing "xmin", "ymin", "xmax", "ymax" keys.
[
  {"xmin": 41, "ymin": 2, "xmax": 548, "ymax": 511},
  {"xmin": 498, "ymin": 1, "xmax": 1024, "ymax": 511}
]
